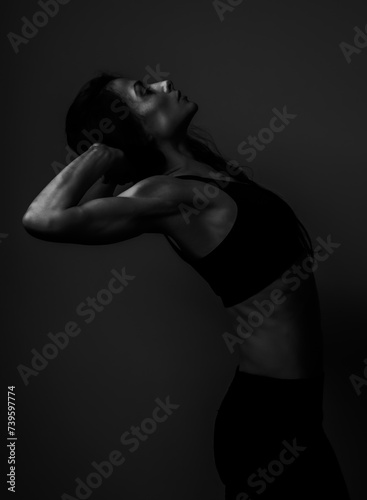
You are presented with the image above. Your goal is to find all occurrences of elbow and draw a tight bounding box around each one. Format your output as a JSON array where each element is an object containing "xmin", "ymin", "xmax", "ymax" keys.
[
  {"xmin": 22, "ymin": 211, "xmax": 37, "ymax": 234},
  {"xmin": 22, "ymin": 211, "xmax": 34, "ymax": 231},
  {"xmin": 22, "ymin": 211, "xmax": 59, "ymax": 239},
  {"xmin": 22, "ymin": 211, "xmax": 41, "ymax": 233}
]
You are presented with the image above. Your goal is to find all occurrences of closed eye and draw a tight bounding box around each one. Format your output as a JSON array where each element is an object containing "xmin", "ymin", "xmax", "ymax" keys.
[
  {"xmin": 143, "ymin": 86, "xmax": 153, "ymax": 95},
  {"xmin": 134, "ymin": 80, "xmax": 153, "ymax": 97}
]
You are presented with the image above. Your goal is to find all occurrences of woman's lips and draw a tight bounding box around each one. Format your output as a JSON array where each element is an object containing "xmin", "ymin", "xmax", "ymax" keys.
[{"xmin": 177, "ymin": 90, "xmax": 189, "ymax": 101}]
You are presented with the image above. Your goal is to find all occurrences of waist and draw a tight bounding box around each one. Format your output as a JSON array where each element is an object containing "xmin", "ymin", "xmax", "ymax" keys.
[
  {"xmin": 224, "ymin": 269, "xmax": 323, "ymax": 378},
  {"xmin": 235, "ymin": 364, "xmax": 324, "ymax": 383},
  {"xmin": 217, "ymin": 364, "xmax": 325, "ymax": 424}
]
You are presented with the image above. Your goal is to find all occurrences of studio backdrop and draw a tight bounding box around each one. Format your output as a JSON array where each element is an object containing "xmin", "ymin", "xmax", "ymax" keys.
[{"xmin": 3, "ymin": 0, "xmax": 367, "ymax": 499}]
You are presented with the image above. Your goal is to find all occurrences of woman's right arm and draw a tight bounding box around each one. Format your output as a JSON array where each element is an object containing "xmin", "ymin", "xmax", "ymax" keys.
[{"xmin": 22, "ymin": 144, "xmax": 192, "ymax": 245}]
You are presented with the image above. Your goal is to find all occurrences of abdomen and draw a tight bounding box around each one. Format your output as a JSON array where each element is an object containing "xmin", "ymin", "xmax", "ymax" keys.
[{"xmin": 224, "ymin": 250, "xmax": 324, "ymax": 378}]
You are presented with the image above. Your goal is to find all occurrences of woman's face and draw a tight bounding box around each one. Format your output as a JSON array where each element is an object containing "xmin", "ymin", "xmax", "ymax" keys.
[{"xmin": 107, "ymin": 77, "xmax": 198, "ymax": 143}]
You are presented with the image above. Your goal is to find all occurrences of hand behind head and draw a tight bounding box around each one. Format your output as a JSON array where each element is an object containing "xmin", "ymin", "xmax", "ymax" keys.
[{"xmin": 97, "ymin": 144, "xmax": 134, "ymax": 185}]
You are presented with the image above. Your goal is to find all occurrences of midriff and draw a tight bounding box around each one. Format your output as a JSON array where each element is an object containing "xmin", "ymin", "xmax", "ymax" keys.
[{"xmin": 224, "ymin": 250, "xmax": 324, "ymax": 379}]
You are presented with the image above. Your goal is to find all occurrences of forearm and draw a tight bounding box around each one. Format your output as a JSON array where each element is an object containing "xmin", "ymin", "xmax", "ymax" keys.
[{"xmin": 25, "ymin": 144, "xmax": 122, "ymax": 219}]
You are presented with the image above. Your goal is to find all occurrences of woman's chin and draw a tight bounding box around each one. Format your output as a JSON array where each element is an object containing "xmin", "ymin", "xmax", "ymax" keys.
[{"xmin": 186, "ymin": 98, "xmax": 198, "ymax": 107}]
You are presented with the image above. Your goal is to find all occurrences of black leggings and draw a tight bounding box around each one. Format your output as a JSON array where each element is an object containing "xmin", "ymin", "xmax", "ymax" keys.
[{"xmin": 213, "ymin": 366, "xmax": 350, "ymax": 500}]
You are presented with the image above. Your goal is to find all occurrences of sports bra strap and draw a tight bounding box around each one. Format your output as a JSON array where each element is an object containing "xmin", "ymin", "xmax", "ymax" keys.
[{"xmin": 172, "ymin": 173, "xmax": 251, "ymax": 186}]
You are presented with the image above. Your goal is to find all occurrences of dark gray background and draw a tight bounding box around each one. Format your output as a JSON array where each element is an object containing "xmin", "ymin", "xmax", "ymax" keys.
[{"xmin": 2, "ymin": 0, "xmax": 367, "ymax": 498}]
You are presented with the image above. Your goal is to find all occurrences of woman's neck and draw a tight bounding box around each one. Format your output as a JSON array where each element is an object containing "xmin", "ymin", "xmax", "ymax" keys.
[{"xmin": 155, "ymin": 137, "xmax": 217, "ymax": 178}]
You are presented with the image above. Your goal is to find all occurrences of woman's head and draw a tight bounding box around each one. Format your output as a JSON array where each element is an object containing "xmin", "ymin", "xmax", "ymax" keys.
[
  {"xmin": 106, "ymin": 77, "xmax": 198, "ymax": 143},
  {"xmin": 65, "ymin": 71, "xmax": 198, "ymax": 180},
  {"xmin": 66, "ymin": 71, "xmax": 256, "ymax": 183}
]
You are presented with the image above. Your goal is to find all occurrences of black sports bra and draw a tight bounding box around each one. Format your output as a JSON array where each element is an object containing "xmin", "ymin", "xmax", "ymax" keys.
[{"xmin": 165, "ymin": 174, "xmax": 307, "ymax": 307}]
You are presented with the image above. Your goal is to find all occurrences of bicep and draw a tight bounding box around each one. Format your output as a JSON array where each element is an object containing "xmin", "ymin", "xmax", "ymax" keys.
[{"xmin": 43, "ymin": 195, "xmax": 178, "ymax": 245}]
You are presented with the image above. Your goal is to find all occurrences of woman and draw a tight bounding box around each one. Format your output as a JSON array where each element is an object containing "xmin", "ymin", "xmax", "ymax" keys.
[{"xmin": 22, "ymin": 71, "xmax": 350, "ymax": 499}]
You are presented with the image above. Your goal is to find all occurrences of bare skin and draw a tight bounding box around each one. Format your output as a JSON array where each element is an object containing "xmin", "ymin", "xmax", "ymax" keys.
[{"xmin": 22, "ymin": 77, "xmax": 323, "ymax": 379}]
